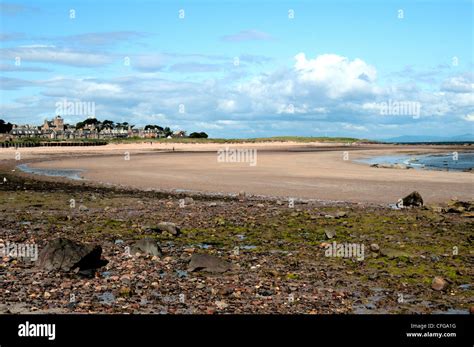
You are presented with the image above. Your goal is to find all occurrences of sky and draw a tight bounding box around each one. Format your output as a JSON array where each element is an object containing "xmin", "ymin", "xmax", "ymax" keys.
[{"xmin": 0, "ymin": 0, "xmax": 473, "ymax": 139}]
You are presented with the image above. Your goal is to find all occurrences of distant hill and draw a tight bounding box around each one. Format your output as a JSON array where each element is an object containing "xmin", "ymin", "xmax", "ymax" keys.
[{"xmin": 385, "ymin": 134, "xmax": 474, "ymax": 143}]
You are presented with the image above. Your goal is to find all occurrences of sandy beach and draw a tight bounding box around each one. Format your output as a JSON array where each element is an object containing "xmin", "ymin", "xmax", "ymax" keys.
[{"xmin": 3, "ymin": 142, "xmax": 473, "ymax": 204}]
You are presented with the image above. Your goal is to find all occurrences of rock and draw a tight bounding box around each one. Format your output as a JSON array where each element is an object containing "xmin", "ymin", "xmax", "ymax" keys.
[
  {"xmin": 187, "ymin": 253, "xmax": 233, "ymax": 273},
  {"xmin": 400, "ymin": 191, "xmax": 424, "ymax": 208},
  {"xmin": 238, "ymin": 191, "xmax": 246, "ymax": 201},
  {"xmin": 370, "ymin": 243, "xmax": 380, "ymax": 252},
  {"xmin": 256, "ymin": 203, "xmax": 265, "ymax": 208},
  {"xmin": 78, "ymin": 205, "xmax": 89, "ymax": 212},
  {"xmin": 119, "ymin": 286, "xmax": 132, "ymax": 297},
  {"xmin": 130, "ymin": 238, "xmax": 162, "ymax": 257},
  {"xmin": 325, "ymin": 230, "xmax": 336, "ymax": 239},
  {"xmin": 335, "ymin": 211, "xmax": 348, "ymax": 218},
  {"xmin": 445, "ymin": 200, "xmax": 474, "ymax": 213},
  {"xmin": 431, "ymin": 276, "xmax": 448, "ymax": 291},
  {"xmin": 209, "ymin": 202, "xmax": 217, "ymax": 207},
  {"xmin": 184, "ymin": 197, "xmax": 194, "ymax": 205},
  {"xmin": 151, "ymin": 222, "xmax": 180, "ymax": 236},
  {"xmin": 36, "ymin": 238, "xmax": 107, "ymax": 272},
  {"xmin": 215, "ymin": 300, "xmax": 228, "ymax": 310}
]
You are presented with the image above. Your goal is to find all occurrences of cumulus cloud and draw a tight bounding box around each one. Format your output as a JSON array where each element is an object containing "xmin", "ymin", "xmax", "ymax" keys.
[
  {"xmin": 441, "ymin": 74, "xmax": 474, "ymax": 93},
  {"xmin": 294, "ymin": 53, "xmax": 378, "ymax": 98}
]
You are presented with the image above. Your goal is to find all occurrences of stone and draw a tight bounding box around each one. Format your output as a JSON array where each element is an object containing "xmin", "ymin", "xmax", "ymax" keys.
[
  {"xmin": 400, "ymin": 191, "xmax": 424, "ymax": 208},
  {"xmin": 431, "ymin": 276, "xmax": 448, "ymax": 291},
  {"xmin": 370, "ymin": 243, "xmax": 380, "ymax": 252},
  {"xmin": 187, "ymin": 253, "xmax": 233, "ymax": 273},
  {"xmin": 78, "ymin": 205, "xmax": 89, "ymax": 212},
  {"xmin": 130, "ymin": 239, "xmax": 162, "ymax": 257},
  {"xmin": 215, "ymin": 300, "xmax": 229, "ymax": 310},
  {"xmin": 151, "ymin": 222, "xmax": 180, "ymax": 236},
  {"xmin": 325, "ymin": 230, "xmax": 336, "ymax": 239},
  {"xmin": 184, "ymin": 197, "xmax": 194, "ymax": 205},
  {"xmin": 36, "ymin": 238, "xmax": 107, "ymax": 272},
  {"xmin": 335, "ymin": 211, "xmax": 348, "ymax": 218}
]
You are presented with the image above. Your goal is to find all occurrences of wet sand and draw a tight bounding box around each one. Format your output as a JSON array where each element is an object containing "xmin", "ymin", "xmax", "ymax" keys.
[{"xmin": 5, "ymin": 142, "xmax": 472, "ymax": 204}]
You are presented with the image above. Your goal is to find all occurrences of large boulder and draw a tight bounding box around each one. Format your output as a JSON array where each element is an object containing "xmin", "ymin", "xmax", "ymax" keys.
[
  {"xmin": 400, "ymin": 191, "xmax": 424, "ymax": 207},
  {"xmin": 187, "ymin": 254, "xmax": 232, "ymax": 273},
  {"xmin": 36, "ymin": 238, "xmax": 107, "ymax": 272},
  {"xmin": 130, "ymin": 238, "xmax": 162, "ymax": 257}
]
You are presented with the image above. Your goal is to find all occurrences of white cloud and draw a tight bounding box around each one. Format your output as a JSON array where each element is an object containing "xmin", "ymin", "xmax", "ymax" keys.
[
  {"xmin": 463, "ymin": 113, "xmax": 474, "ymax": 122},
  {"xmin": 0, "ymin": 47, "xmax": 112, "ymax": 67},
  {"xmin": 294, "ymin": 53, "xmax": 378, "ymax": 98}
]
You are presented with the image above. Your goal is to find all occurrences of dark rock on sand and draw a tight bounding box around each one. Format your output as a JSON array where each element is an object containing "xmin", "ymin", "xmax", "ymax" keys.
[
  {"xmin": 401, "ymin": 191, "xmax": 424, "ymax": 207},
  {"xmin": 36, "ymin": 238, "xmax": 107, "ymax": 272},
  {"xmin": 187, "ymin": 253, "xmax": 232, "ymax": 273}
]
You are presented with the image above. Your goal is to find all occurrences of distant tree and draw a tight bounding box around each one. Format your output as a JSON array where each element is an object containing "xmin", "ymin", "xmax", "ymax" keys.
[
  {"xmin": 76, "ymin": 117, "xmax": 99, "ymax": 129},
  {"xmin": 189, "ymin": 132, "xmax": 208, "ymax": 138},
  {"xmin": 145, "ymin": 125, "xmax": 164, "ymax": 131},
  {"xmin": 0, "ymin": 119, "xmax": 13, "ymax": 133},
  {"xmin": 84, "ymin": 117, "xmax": 99, "ymax": 125},
  {"xmin": 102, "ymin": 120, "xmax": 115, "ymax": 129},
  {"xmin": 164, "ymin": 127, "xmax": 172, "ymax": 137}
]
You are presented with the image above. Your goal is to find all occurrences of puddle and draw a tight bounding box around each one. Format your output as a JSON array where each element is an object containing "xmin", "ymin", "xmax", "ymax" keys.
[
  {"xmin": 17, "ymin": 164, "xmax": 84, "ymax": 180},
  {"xmin": 352, "ymin": 287, "xmax": 389, "ymax": 314}
]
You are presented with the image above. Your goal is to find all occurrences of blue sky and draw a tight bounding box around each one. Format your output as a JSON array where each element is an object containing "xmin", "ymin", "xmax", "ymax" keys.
[{"xmin": 0, "ymin": 0, "xmax": 473, "ymax": 139}]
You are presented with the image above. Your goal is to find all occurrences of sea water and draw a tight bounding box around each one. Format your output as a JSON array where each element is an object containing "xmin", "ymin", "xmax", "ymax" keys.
[
  {"xmin": 17, "ymin": 164, "xmax": 84, "ymax": 180},
  {"xmin": 356, "ymin": 152, "xmax": 474, "ymax": 172}
]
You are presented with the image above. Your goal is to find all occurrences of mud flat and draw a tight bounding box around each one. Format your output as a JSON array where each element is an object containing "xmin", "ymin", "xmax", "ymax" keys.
[{"xmin": 8, "ymin": 142, "xmax": 474, "ymax": 204}]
